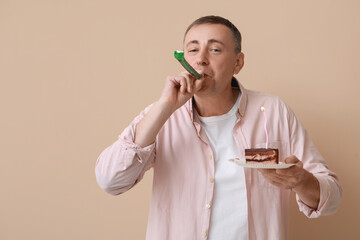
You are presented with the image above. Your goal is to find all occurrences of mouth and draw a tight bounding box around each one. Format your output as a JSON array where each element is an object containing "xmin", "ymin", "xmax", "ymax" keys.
[{"xmin": 198, "ymin": 71, "xmax": 211, "ymax": 78}]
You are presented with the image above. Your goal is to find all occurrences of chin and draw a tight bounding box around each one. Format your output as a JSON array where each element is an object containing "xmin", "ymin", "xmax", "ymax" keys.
[{"xmin": 194, "ymin": 87, "xmax": 210, "ymax": 97}]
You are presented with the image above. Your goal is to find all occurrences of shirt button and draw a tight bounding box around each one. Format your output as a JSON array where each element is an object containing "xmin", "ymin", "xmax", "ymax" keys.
[
  {"xmin": 205, "ymin": 203, "xmax": 211, "ymax": 209},
  {"xmin": 209, "ymin": 178, "xmax": 214, "ymax": 183},
  {"xmin": 202, "ymin": 231, "xmax": 208, "ymax": 237},
  {"xmin": 208, "ymin": 155, "xmax": 212, "ymax": 160}
]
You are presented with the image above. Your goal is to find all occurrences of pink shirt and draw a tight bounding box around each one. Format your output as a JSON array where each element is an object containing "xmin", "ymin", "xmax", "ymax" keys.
[{"xmin": 95, "ymin": 81, "xmax": 342, "ymax": 240}]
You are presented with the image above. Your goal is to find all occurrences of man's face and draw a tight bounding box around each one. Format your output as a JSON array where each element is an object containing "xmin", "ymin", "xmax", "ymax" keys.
[{"xmin": 183, "ymin": 23, "xmax": 244, "ymax": 94}]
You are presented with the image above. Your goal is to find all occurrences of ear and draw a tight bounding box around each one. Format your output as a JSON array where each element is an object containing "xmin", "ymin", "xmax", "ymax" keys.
[{"xmin": 233, "ymin": 52, "xmax": 245, "ymax": 75}]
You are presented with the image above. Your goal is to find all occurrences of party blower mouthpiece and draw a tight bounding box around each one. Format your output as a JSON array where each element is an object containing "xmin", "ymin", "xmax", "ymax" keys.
[{"xmin": 174, "ymin": 51, "xmax": 202, "ymax": 79}]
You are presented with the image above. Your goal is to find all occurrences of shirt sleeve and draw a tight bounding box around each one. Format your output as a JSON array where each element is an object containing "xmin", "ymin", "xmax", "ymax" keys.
[
  {"xmin": 296, "ymin": 173, "xmax": 342, "ymax": 218},
  {"xmin": 95, "ymin": 104, "xmax": 156, "ymax": 195},
  {"xmin": 285, "ymin": 103, "xmax": 343, "ymax": 218}
]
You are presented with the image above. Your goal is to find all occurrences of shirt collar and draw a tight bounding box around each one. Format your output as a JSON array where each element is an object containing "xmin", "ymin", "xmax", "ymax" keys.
[{"xmin": 187, "ymin": 77, "xmax": 248, "ymax": 122}]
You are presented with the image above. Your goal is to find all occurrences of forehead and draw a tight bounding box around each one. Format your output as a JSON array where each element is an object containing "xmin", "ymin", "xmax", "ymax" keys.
[{"xmin": 184, "ymin": 23, "xmax": 233, "ymax": 45}]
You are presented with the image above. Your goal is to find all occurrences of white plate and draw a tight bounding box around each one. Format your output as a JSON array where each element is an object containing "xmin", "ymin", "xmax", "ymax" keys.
[{"xmin": 229, "ymin": 158, "xmax": 295, "ymax": 169}]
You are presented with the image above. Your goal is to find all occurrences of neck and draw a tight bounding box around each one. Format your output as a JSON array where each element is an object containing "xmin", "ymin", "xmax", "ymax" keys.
[{"xmin": 194, "ymin": 87, "xmax": 239, "ymax": 117}]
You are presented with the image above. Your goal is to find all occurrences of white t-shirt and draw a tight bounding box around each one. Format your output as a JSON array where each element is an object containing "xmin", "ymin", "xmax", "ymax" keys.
[{"xmin": 198, "ymin": 92, "xmax": 248, "ymax": 240}]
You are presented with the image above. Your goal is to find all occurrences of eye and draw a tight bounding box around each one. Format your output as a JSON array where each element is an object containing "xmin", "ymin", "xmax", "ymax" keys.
[
  {"xmin": 188, "ymin": 49, "xmax": 198, "ymax": 53},
  {"xmin": 210, "ymin": 48, "xmax": 221, "ymax": 52}
]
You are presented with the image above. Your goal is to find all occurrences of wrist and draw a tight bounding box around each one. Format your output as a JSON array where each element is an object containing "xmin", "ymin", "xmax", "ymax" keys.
[
  {"xmin": 292, "ymin": 171, "xmax": 320, "ymax": 209},
  {"xmin": 157, "ymin": 98, "xmax": 177, "ymax": 115},
  {"xmin": 292, "ymin": 170, "xmax": 319, "ymax": 194}
]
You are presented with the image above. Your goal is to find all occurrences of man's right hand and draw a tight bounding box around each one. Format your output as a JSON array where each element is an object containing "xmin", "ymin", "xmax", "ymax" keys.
[
  {"xmin": 134, "ymin": 73, "xmax": 204, "ymax": 148},
  {"xmin": 159, "ymin": 72, "xmax": 204, "ymax": 112}
]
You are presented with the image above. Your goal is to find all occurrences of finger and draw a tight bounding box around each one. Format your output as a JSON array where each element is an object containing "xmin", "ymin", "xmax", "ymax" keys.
[
  {"xmin": 259, "ymin": 167, "xmax": 294, "ymax": 183},
  {"xmin": 186, "ymin": 75, "xmax": 193, "ymax": 93},
  {"xmin": 263, "ymin": 173, "xmax": 295, "ymax": 189},
  {"xmin": 278, "ymin": 164, "xmax": 303, "ymax": 177},
  {"xmin": 260, "ymin": 173, "xmax": 288, "ymax": 188},
  {"xmin": 179, "ymin": 77, "xmax": 187, "ymax": 93},
  {"xmin": 257, "ymin": 168, "xmax": 276, "ymax": 175},
  {"xmin": 284, "ymin": 155, "xmax": 301, "ymax": 164},
  {"xmin": 166, "ymin": 76, "xmax": 178, "ymax": 87},
  {"xmin": 258, "ymin": 169, "xmax": 279, "ymax": 181},
  {"xmin": 259, "ymin": 167, "xmax": 302, "ymax": 189},
  {"xmin": 179, "ymin": 71, "xmax": 196, "ymax": 93},
  {"xmin": 276, "ymin": 165, "xmax": 300, "ymax": 176},
  {"xmin": 275, "ymin": 156, "xmax": 302, "ymax": 175}
]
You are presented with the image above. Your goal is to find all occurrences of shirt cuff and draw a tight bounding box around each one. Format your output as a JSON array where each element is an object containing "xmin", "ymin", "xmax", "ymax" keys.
[
  {"xmin": 120, "ymin": 137, "xmax": 155, "ymax": 164},
  {"xmin": 296, "ymin": 175, "xmax": 330, "ymax": 218}
]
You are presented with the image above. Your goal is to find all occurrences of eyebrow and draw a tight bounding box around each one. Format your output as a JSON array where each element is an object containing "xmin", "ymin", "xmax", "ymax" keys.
[{"xmin": 186, "ymin": 39, "xmax": 225, "ymax": 47}]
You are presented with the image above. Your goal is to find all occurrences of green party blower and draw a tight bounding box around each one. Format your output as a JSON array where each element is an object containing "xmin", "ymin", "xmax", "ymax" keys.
[{"xmin": 174, "ymin": 51, "xmax": 202, "ymax": 79}]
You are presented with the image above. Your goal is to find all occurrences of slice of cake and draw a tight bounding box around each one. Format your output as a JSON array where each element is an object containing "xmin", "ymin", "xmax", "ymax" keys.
[{"xmin": 245, "ymin": 148, "xmax": 279, "ymax": 164}]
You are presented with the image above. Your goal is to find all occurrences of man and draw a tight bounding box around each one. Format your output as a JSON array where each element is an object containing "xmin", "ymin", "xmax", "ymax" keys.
[{"xmin": 96, "ymin": 16, "xmax": 342, "ymax": 240}]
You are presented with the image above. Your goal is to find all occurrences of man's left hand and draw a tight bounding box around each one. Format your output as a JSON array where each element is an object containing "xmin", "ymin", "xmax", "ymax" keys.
[
  {"xmin": 258, "ymin": 155, "xmax": 320, "ymax": 209},
  {"xmin": 258, "ymin": 155, "xmax": 306, "ymax": 190}
]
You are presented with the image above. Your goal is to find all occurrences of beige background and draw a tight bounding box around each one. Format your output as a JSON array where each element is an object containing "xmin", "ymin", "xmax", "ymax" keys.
[{"xmin": 1, "ymin": 0, "xmax": 359, "ymax": 239}]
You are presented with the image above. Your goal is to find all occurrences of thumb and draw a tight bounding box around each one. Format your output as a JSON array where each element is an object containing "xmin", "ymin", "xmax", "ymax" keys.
[
  {"xmin": 193, "ymin": 78, "xmax": 204, "ymax": 92},
  {"xmin": 285, "ymin": 155, "xmax": 303, "ymax": 167}
]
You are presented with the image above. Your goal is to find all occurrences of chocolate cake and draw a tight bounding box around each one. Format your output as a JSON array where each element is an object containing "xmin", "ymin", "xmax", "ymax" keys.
[{"xmin": 245, "ymin": 148, "xmax": 279, "ymax": 164}]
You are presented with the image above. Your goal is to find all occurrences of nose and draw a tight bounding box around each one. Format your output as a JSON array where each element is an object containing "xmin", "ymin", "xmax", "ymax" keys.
[{"xmin": 196, "ymin": 49, "xmax": 209, "ymax": 66}]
